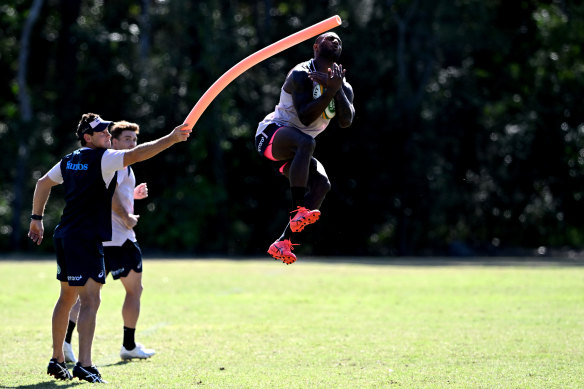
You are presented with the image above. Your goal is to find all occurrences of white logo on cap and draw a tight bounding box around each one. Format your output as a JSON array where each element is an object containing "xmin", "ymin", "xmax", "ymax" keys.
[{"xmin": 89, "ymin": 117, "xmax": 103, "ymax": 129}]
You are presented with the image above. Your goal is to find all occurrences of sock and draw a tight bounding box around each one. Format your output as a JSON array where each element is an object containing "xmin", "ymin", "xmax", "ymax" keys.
[
  {"xmin": 290, "ymin": 187, "xmax": 307, "ymax": 209},
  {"xmin": 123, "ymin": 327, "xmax": 136, "ymax": 350},
  {"xmin": 280, "ymin": 222, "xmax": 293, "ymax": 241},
  {"xmin": 65, "ymin": 320, "xmax": 76, "ymax": 344}
]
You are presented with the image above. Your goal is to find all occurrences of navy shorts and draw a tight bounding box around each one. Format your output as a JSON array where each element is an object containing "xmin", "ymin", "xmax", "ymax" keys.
[
  {"xmin": 104, "ymin": 239, "xmax": 143, "ymax": 280},
  {"xmin": 255, "ymin": 123, "xmax": 290, "ymax": 175},
  {"xmin": 54, "ymin": 236, "xmax": 107, "ymax": 286}
]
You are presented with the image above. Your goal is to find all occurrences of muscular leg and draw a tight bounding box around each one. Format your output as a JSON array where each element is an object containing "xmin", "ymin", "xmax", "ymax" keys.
[
  {"xmin": 52, "ymin": 282, "xmax": 79, "ymax": 361},
  {"xmin": 64, "ymin": 298, "xmax": 80, "ymax": 362},
  {"xmin": 268, "ymin": 128, "xmax": 323, "ymax": 247},
  {"xmin": 276, "ymin": 158, "xmax": 330, "ymax": 242},
  {"xmin": 304, "ymin": 157, "xmax": 331, "ymax": 210},
  {"xmin": 270, "ymin": 127, "xmax": 316, "ymax": 188},
  {"xmin": 69, "ymin": 299, "xmax": 80, "ymax": 324},
  {"xmin": 119, "ymin": 270, "xmax": 143, "ymax": 329},
  {"xmin": 77, "ymin": 278, "xmax": 102, "ymax": 366}
]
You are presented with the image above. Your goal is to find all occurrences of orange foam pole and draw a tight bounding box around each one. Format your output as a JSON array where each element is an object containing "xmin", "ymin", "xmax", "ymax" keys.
[{"xmin": 184, "ymin": 15, "xmax": 342, "ymax": 128}]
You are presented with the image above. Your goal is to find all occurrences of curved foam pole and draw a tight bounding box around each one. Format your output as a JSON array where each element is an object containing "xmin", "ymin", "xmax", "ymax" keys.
[{"xmin": 184, "ymin": 15, "xmax": 342, "ymax": 128}]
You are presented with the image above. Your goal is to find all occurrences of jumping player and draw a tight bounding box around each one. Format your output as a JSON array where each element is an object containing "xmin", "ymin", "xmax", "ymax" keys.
[{"xmin": 255, "ymin": 32, "xmax": 355, "ymax": 264}]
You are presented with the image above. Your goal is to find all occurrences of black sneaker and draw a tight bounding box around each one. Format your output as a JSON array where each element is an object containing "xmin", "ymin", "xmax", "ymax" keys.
[
  {"xmin": 72, "ymin": 362, "xmax": 107, "ymax": 383},
  {"xmin": 47, "ymin": 358, "xmax": 72, "ymax": 380}
]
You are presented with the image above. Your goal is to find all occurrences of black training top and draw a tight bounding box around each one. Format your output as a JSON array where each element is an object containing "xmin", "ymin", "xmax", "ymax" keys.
[{"xmin": 54, "ymin": 148, "xmax": 117, "ymax": 241}]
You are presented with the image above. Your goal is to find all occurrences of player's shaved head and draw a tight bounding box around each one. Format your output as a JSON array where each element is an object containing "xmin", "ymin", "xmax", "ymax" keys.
[{"xmin": 315, "ymin": 32, "xmax": 341, "ymax": 46}]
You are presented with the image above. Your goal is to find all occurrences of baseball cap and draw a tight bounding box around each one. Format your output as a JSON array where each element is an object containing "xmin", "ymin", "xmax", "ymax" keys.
[{"xmin": 76, "ymin": 116, "xmax": 114, "ymax": 139}]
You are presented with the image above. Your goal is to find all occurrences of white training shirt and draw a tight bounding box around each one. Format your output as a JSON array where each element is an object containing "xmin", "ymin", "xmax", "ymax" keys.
[
  {"xmin": 102, "ymin": 166, "xmax": 137, "ymax": 247},
  {"xmin": 256, "ymin": 85, "xmax": 332, "ymax": 139}
]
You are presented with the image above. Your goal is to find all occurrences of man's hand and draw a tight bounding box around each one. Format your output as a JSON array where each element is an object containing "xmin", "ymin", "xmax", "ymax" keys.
[
  {"xmin": 134, "ymin": 183, "xmax": 148, "ymax": 200},
  {"xmin": 308, "ymin": 63, "xmax": 346, "ymax": 93},
  {"xmin": 122, "ymin": 214, "xmax": 140, "ymax": 230},
  {"xmin": 170, "ymin": 123, "xmax": 192, "ymax": 143},
  {"xmin": 28, "ymin": 220, "xmax": 44, "ymax": 245}
]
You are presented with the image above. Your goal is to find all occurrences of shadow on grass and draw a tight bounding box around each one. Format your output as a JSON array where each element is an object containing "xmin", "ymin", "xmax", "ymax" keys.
[
  {"xmin": 2, "ymin": 381, "xmax": 83, "ymax": 389},
  {"xmin": 99, "ymin": 360, "xmax": 131, "ymax": 367},
  {"xmin": 2, "ymin": 362, "xmax": 132, "ymax": 388}
]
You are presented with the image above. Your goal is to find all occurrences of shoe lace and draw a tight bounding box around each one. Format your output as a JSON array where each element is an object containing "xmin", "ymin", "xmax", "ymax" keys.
[
  {"xmin": 281, "ymin": 239, "xmax": 299, "ymax": 251},
  {"xmin": 290, "ymin": 206, "xmax": 308, "ymax": 215}
]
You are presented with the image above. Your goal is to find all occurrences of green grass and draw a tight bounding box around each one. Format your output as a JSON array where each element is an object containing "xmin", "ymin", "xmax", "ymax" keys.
[{"xmin": 0, "ymin": 258, "xmax": 583, "ymax": 388}]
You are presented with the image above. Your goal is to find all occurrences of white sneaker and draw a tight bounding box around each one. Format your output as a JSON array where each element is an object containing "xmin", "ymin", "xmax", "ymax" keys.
[
  {"xmin": 120, "ymin": 343, "xmax": 156, "ymax": 360},
  {"xmin": 63, "ymin": 341, "xmax": 77, "ymax": 364}
]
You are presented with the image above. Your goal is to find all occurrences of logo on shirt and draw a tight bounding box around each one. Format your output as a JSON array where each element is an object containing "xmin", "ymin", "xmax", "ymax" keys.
[
  {"xmin": 312, "ymin": 83, "xmax": 336, "ymax": 119},
  {"xmin": 66, "ymin": 161, "xmax": 88, "ymax": 171}
]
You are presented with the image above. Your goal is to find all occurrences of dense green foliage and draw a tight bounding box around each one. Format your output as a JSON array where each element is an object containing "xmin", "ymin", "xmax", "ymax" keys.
[{"xmin": 1, "ymin": 0, "xmax": 583, "ymax": 256}]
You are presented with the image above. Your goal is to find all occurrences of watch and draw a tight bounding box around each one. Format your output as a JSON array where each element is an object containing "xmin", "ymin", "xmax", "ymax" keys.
[{"xmin": 30, "ymin": 214, "xmax": 43, "ymax": 220}]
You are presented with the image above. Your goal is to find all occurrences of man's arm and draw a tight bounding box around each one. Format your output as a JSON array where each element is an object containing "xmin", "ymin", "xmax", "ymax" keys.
[
  {"xmin": 122, "ymin": 124, "xmax": 191, "ymax": 167},
  {"xmin": 112, "ymin": 189, "xmax": 139, "ymax": 230},
  {"xmin": 333, "ymin": 81, "xmax": 355, "ymax": 128},
  {"xmin": 287, "ymin": 70, "xmax": 337, "ymax": 126},
  {"xmin": 290, "ymin": 63, "xmax": 347, "ymax": 126},
  {"xmin": 28, "ymin": 174, "xmax": 59, "ymax": 245}
]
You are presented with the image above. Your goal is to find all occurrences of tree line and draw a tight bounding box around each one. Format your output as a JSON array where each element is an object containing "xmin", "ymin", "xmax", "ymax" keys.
[{"xmin": 1, "ymin": 0, "xmax": 583, "ymax": 256}]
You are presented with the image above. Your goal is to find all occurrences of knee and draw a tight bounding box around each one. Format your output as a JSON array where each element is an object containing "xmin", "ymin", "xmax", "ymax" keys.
[
  {"xmin": 80, "ymin": 294, "xmax": 101, "ymax": 312},
  {"xmin": 128, "ymin": 283, "xmax": 143, "ymax": 298},
  {"xmin": 60, "ymin": 290, "xmax": 78, "ymax": 306},
  {"xmin": 296, "ymin": 136, "xmax": 316, "ymax": 155}
]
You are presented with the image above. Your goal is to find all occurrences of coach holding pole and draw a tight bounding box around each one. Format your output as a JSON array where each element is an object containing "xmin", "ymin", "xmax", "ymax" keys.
[{"xmin": 28, "ymin": 113, "xmax": 191, "ymax": 383}]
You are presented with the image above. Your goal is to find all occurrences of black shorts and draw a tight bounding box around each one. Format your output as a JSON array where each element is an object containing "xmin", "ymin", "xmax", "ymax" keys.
[
  {"xmin": 255, "ymin": 123, "xmax": 290, "ymax": 175},
  {"xmin": 54, "ymin": 236, "xmax": 107, "ymax": 286},
  {"xmin": 104, "ymin": 239, "xmax": 143, "ymax": 280}
]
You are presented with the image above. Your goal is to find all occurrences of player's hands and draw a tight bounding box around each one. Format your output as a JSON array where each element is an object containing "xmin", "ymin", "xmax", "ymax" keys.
[
  {"xmin": 308, "ymin": 63, "xmax": 345, "ymax": 93},
  {"xmin": 134, "ymin": 183, "xmax": 148, "ymax": 200},
  {"xmin": 122, "ymin": 213, "xmax": 140, "ymax": 230},
  {"xmin": 28, "ymin": 220, "xmax": 44, "ymax": 245},
  {"xmin": 170, "ymin": 123, "xmax": 192, "ymax": 143}
]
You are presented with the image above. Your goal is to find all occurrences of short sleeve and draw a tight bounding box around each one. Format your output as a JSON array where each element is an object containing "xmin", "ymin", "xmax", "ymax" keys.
[
  {"xmin": 117, "ymin": 169, "xmax": 125, "ymax": 185},
  {"xmin": 46, "ymin": 162, "xmax": 64, "ymax": 184},
  {"xmin": 101, "ymin": 149, "xmax": 126, "ymax": 187}
]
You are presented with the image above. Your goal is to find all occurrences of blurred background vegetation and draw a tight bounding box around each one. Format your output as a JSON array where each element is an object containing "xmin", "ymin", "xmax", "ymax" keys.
[{"xmin": 1, "ymin": 0, "xmax": 583, "ymax": 257}]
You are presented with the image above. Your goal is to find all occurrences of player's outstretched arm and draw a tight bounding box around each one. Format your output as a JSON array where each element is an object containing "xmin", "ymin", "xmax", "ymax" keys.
[{"xmin": 123, "ymin": 124, "xmax": 191, "ymax": 167}]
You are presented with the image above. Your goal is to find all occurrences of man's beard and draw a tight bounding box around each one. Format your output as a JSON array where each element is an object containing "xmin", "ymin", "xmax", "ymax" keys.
[{"xmin": 319, "ymin": 46, "xmax": 341, "ymax": 62}]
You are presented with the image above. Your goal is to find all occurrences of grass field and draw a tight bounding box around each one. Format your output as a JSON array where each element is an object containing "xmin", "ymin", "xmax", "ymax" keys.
[{"xmin": 0, "ymin": 257, "xmax": 583, "ymax": 388}]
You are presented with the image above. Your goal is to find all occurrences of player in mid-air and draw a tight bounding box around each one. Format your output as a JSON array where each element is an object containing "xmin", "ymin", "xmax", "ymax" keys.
[{"xmin": 255, "ymin": 31, "xmax": 355, "ymax": 264}]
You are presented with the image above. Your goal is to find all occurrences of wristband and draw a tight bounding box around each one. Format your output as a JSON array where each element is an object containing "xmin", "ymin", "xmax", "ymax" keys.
[{"xmin": 30, "ymin": 214, "xmax": 43, "ymax": 220}]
